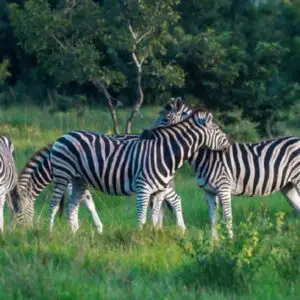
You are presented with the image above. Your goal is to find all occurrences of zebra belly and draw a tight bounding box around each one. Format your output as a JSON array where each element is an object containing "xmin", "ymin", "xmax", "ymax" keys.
[{"xmin": 231, "ymin": 180, "xmax": 283, "ymax": 196}]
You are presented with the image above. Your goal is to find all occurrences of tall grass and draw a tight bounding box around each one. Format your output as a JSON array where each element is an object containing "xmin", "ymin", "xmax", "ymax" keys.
[{"xmin": 0, "ymin": 106, "xmax": 299, "ymax": 299}]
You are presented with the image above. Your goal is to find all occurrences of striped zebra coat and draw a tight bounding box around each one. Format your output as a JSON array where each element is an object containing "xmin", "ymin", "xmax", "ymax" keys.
[
  {"xmin": 12, "ymin": 98, "xmax": 197, "ymax": 232},
  {"xmin": 0, "ymin": 136, "xmax": 18, "ymax": 231},
  {"xmin": 47, "ymin": 109, "xmax": 230, "ymax": 232},
  {"xmin": 14, "ymin": 141, "xmax": 183, "ymax": 233},
  {"xmin": 155, "ymin": 100, "xmax": 300, "ymax": 239}
]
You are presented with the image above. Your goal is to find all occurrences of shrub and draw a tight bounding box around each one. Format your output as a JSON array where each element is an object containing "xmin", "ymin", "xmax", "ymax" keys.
[{"xmin": 177, "ymin": 212, "xmax": 300, "ymax": 292}]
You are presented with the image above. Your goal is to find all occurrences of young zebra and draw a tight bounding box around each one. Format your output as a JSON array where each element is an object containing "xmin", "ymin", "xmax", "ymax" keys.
[
  {"xmin": 12, "ymin": 98, "xmax": 196, "ymax": 232},
  {"xmin": 48, "ymin": 109, "xmax": 230, "ymax": 232},
  {"xmin": 0, "ymin": 136, "xmax": 18, "ymax": 231},
  {"xmin": 155, "ymin": 100, "xmax": 300, "ymax": 239}
]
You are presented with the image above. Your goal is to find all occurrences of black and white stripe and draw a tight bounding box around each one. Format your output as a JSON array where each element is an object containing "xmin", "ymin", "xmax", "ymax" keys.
[
  {"xmin": 48, "ymin": 109, "xmax": 230, "ymax": 232},
  {"xmin": 155, "ymin": 100, "xmax": 300, "ymax": 239},
  {"xmin": 0, "ymin": 136, "xmax": 18, "ymax": 231},
  {"xmin": 13, "ymin": 144, "xmax": 105, "ymax": 231},
  {"xmin": 13, "ymin": 99, "xmax": 197, "ymax": 232}
]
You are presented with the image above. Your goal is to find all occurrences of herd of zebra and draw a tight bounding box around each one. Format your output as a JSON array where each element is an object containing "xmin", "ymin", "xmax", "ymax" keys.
[{"xmin": 0, "ymin": 97, "xmax": 300, "ymax": 239}]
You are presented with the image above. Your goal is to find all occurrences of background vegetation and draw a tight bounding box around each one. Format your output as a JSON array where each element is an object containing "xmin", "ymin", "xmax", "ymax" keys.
[
  {"xmin": 0, "ymin": 0, "xmax": 300, "ymax": 137},
  {"xmin": 0, "ymin": 107, "xmax": 299, "ymax": 299},
  {"xmin": 0, "ymin": 1, "xmax": 299, "ymax": 298}
]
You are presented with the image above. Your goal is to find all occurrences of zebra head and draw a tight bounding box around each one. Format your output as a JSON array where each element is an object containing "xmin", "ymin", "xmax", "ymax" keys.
[
  {"xmin": 193, "ymin": 111, "xmax": 231, "ymax": 151},
  {"xmin": 0, "ymin": 136, "xmax": 14, "ymax": 155},
  {"xmin": 149, "ymin": 97, "xmax": 194, "ymax": 129},
  {"xmin": 149, "ymin": 97, "xmax": 230, "ymax": 151},
  {"xmin": 9, "ymin": 184, "xmax": 34, "ymax": 226}
]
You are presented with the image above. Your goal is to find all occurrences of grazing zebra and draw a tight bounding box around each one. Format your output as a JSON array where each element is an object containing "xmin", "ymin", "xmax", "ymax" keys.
[
  {"xmin": 154, "ymin": 100, "xmax": 300, "ymax": 239},
  {"xmin": 12, "ymin": 144, "xmax": 105, "ymax": 232},
  {"xmin": 12, "ymin": 98, "xmax": 196, "ymax": 232},
  {"xmin": 0, "ymin": 136, "xmax": 18, "ymax": 231},
  {"xmin": 47, "ymin": 109, "xmax": 230, "ymax": 232}
]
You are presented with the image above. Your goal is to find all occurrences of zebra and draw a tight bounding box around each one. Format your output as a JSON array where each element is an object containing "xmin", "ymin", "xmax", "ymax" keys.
[
  {"xmin": 12, "ymin": 98, "xmax": 197, "ymax": 232},
  {"xmin": 152, "ymin": 100, "xmax": 300, "ymax": 239},
  {"xmin": 0, "ymin": 136, "xmax": 19, "ymax": 231},
  {"xmin": 47, "ymin": 109, "xmax": 230, "ymax": 232},
  {"xmin": 11, "ymin": 144, "xmax": 106, "ymax": 232},
  {"xmin": 14, "ymin": 146, "xmax": 187, "ymax": 233}
]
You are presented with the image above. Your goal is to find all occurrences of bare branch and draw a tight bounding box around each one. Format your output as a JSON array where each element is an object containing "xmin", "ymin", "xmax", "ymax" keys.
[
  {"xmin": 129, "ymin": 23, "xmax": 152, "ymax": 45},
  {"xmin": 132, "ymin": 52, "xmax": 141, "ymax": 70},
  {"xmin": 140, "ymin": 55, "xmax": 147, "ymax": 65},
  {"xmin": 51, "ymin": 34, "xmax": 68, "ymax": 51},
  {"xmin": 128, "ymin": 24, "xmax": 137, "ymax": 41},
  {"xmin": 90, "ymin": 78, "xmax": 120, "ymax": 134},
  {"xmin": 136, "ymin": 28, "xmax": 152, "ymax": 44}
]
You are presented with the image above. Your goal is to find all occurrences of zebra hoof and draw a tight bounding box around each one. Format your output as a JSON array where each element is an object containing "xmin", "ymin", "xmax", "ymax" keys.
[{"xmin": 96, "ymin": 225, "xmax": 103, "ymax": 234}]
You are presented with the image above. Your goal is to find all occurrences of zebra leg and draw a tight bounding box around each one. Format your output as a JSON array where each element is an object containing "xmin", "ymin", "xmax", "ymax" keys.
[
  {"xmin": 281, "ymin": 183, "xmax": 300, "ymax": 214},
  {"xmin": 67, "ymin": 182, "xmax": 103, "ymax": 233},
  {"xmin": 157, "ymin": 203, "xmax": 165, "ymax": 228},
  {"xmin": 136, "ymin": 188, "xmax": 151, "ymax": 229},
  {"xmin": 160, "ymin": 188, "xmax": 186, "ymax": 232},
  {"xmin": 66, "ymin": 182, "xmax": 79, "ymax": 232},
  {"xmin": 49, "ymin": 180, "xmax": 67, "ymax": 232},
  {"xmin": 0, "ymin": 195, "xmax": 6, "ymax": 231},
  {"xmin": 217, "ymin": 184, "xmax": 233, "ymax": 239},
  {"xmin": 67, "ymin": 179, "xmax": 88, "ymax": 233},
  {"xmin": 151, "ymin": 192, "xmax": 165, "ymax": 228},
  {"xmin": 83, "ymin": 190, "xmax": 103, "ymax": 234},
  {"xmin": 205, "ymin": 192, "xmax": 219, "ymax": 239},
  {"xmin": 24, "ymin": 200, "xmax": 35, "ymax": 227}
]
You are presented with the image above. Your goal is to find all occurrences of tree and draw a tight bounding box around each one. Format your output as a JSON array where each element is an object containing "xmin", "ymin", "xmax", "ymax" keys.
[
  {"xmin": 9, "ymin": 0, "xmax": 125, "ymax": 133},
  {"xmin": 103, "ymin": 0, "xmax": 185, "ymax": 133}
]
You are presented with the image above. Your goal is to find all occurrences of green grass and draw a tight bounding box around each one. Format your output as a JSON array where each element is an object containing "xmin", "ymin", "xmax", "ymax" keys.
[{"xmin": 0, "ymin": 106, "xmax": 299, "ymax": 299}]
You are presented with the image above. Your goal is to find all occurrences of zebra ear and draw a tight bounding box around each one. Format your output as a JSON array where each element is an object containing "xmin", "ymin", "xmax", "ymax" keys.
[
  {"xmin": 140, "ymin": 128, "xmax": 155, "ymax": 140},
  {"xmin": 205, "ymin": 113, "xmax": 213, "ymax": 125},
  {"xmin": 174, "ymin": 97, "xmax": 183, "ymax": 110}
]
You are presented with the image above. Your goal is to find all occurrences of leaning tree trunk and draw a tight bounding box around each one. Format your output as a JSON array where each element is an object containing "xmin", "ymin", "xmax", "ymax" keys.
[
  {"xmin": 125, "ymin": 67, "xmax": 143, "ymax": 133},
  {"xmin": 91, "ymin": 79, "xmax": 120, "ymax": 134}
]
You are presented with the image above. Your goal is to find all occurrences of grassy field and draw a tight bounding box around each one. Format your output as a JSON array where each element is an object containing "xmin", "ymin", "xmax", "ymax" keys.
[{"xmin": 0, "ymin": 106, "xmax": 299, "ymax": 299}]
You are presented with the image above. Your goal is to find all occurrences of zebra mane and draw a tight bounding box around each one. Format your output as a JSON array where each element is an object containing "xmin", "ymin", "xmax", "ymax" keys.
[
  {"xmin": 19, "ymin": 143, "xmax": 53, "ymax": 178},
  {"xmin": 140, "ymin": 108, "xmax": 210, "ymax": 140}
]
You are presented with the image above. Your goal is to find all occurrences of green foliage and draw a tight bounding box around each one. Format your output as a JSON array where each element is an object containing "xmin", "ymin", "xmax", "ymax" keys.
[
  {"xmin": 103, "ymin": 0, "xmax": 185, "ymax": 91},
  {"xmin": 178, "ymin": 212, "xmax": 300, "ymax": 293},
  {"xmin": 0, "ymin": 106, "xmax": 299, "ymax": 298},
  {"xmin": 218, "ymin": 110, "xmax": 260, "ymax": 142},
  {"xmin": 9, "ymin": 0, "xmax": 125, "ymax": 89},
  {"xmin": 0, "ymin": 58, "xmax": 11, "ymax": 85},
  {"xmin": 0, "ymin": 0, "xmax": 300, "ymax": 136}
]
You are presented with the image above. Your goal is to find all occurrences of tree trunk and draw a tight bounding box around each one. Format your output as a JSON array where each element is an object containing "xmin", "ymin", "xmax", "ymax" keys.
[
  {"xmin": 91, "ymin": 80, "xmax": 119, "ymax": 134},
  {"xmin": 125, "ymin": 67, "xmax": 143, "ymax": 133},
  {"xmin": 47, "ymin": 89, "xmax": 54, "ymax": 107},
  {"xmin": 265, "ymin": 119, "xmax": 273, "ymax": 138}
]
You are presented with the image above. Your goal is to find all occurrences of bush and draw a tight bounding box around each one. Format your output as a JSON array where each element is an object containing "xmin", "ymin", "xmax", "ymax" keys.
[
  {"xmin": 218, "ymin": 110, "xmax": 260, "ymax": 142},
  {"xmin": 177, "ymin": 212, "xmax": 300, "ymax": 293}
]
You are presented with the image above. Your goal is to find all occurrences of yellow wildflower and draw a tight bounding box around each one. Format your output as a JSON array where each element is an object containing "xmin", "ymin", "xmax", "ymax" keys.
[{"xmin": 105, "ymin": 129, "xmax": 113, "ymax": 136}]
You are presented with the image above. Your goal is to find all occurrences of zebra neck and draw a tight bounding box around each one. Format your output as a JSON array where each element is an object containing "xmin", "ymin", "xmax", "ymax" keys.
[{"xmin": 157, "ymin": 121, "xmax": 204, "ymax": 173}]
